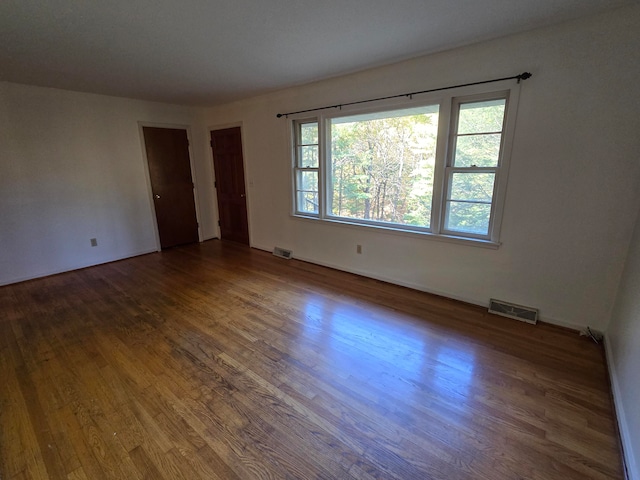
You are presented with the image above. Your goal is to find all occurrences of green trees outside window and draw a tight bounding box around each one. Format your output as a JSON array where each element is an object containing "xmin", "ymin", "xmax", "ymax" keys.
[
  {"xmin": 330, "ymin": 106, "xmax": 438, "ymax": 227},
  {"xmin": 292, "ymin": 88, "xmax": 515, "ymax": 243}
]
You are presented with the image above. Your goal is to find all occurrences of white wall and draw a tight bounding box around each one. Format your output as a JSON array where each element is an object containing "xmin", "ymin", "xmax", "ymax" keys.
[
  {"xmin": 606, "ymin": 206, "xmax": 640, "ymax": 480},
  {"xmin": 0, "ymin": 82, "xmax": 216, "ymax": 285},
  {"xmin": 203, "ymin": 5, "xmax": 640, "ymax": 330}
]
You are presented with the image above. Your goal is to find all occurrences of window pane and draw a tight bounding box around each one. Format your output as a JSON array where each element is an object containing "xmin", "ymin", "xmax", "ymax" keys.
[
  {"xmin": 329, "ymin": 105, "xmax": 439, "ymax": 228},
  {"xmin": 454, "ymin": 133, "xmax": 502, "ymax": 167},
  {"xmin": 297, "ymin": 191, "xmax": 318, "ymax": 213},
  {"xmin": 296, "ymin": 170, "xmax": 318, "ymax": 214},
  {"xmin": 445, "ymin": 201, "xmax": 491, "ymax": 235},
  {"xmin": 298, "ymin": 170, "xmax": 317, "ymax": 191},
  {"xmin": 300, "ymin": 122, "xmax": 318, "ymax": 145},
  {"xmin": 458, "ymin": 99, "xmax": 505, "ymax": 134},
  {"xmin": 450, "ymin": 172, "xmax": 495, "ymax": 202},
  {"xmin": 299, "ymin": 146, "xmax": 318, "ymax": 167}
]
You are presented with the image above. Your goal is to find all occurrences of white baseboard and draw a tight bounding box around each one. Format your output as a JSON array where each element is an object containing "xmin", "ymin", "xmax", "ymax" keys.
[
  {"xmin": 604, "ymin": 335, "xmax": 637, "ymax": 480},
  {"xmin": 0, "ymin": 248, "xmax": 158, "ymax": 286},
  {"xmin": 2, "ymin": 238, "xmax": 223, "ymax": 287},
  {"xmin": 250, "ymin": 243, "xmax": 584, "ymax": 331}
]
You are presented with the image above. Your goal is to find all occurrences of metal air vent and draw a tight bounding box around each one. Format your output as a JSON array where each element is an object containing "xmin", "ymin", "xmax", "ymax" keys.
[
  {"xmin": 489, "ymin": 299, "xmax": 538, "ymax": 324},
  {"xmin": 273, "ymin": 247, "xmax": 293, "ymax": 260}
]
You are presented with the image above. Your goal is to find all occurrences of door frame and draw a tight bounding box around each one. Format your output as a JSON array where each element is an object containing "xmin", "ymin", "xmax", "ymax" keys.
[
  {"xmin": 138, "ymin": 122, "xmax": 202, "ymax": 251},
  {"xmin": 208, "ymin": 121, "xmax": 252, "ymax": 246}
]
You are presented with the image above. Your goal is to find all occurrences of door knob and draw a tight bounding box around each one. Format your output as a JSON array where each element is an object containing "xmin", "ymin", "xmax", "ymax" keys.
[
  {"xmin": 240, "ymin": 194, "xmax": 245, "ymax": 198},
  {"xmin": 155, "ymin": 194, "xmax": 161, "ymax": 199}
]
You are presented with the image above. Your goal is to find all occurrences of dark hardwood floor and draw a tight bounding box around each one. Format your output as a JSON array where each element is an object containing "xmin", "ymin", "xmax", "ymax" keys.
[{"xmin": 0, "ymin": 240, "xmax": 624, "ymax": 479}]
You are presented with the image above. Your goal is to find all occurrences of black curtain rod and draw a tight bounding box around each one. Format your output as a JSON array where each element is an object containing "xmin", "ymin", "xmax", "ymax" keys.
[{"xmin": 276, "ymin": 72, "xmax": 532, "ymax": 118}]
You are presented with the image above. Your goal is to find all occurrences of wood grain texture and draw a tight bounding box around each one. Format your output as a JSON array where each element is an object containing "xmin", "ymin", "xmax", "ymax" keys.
[{"xmin": 0, "ymin": 240, "xmax": 624, "ymax": 479}]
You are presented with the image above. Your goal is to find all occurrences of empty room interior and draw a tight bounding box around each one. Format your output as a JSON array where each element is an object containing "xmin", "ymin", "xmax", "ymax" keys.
[{"xmin": 1, "ymin": 1, "xmax": 639, "ymax": 479}]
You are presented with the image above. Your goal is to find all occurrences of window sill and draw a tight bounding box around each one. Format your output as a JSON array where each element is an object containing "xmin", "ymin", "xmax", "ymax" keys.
[{"xmin": 292, "ymin": 214, "xmax": 501, "ymax": 249}]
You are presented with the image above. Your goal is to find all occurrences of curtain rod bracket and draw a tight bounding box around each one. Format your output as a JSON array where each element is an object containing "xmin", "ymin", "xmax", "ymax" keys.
[{"xmin": 517, "ymin": 72, "xmax": 532, "ymax": 83}]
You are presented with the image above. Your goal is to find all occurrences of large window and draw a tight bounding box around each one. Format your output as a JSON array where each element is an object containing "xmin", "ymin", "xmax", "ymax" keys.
[
  {"xmin": 292, "ymin": 84, "xmax": 519, "ymax": 245},
  {"xmin": 330, "ymin": 106, "xmax": 439, "ymax": 229}
]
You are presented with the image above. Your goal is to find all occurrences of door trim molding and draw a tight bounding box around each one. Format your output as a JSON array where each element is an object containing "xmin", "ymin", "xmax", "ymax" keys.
[{"xmin": 138, "ymin": 122, "xmax": 202, "ymax": 251}]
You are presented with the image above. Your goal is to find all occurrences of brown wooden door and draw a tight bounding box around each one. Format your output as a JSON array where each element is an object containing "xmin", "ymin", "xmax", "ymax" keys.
[
  {"xmin": 143, "ymin": 126, "xmax": 199, "ymax": 249},
  {"xmin": 210, "ymin": 127, "xmax": 249, "ymax": 245}
]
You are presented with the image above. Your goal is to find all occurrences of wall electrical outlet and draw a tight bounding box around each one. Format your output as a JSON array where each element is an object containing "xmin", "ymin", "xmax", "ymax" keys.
[
  {"xmin": 90, "ymin": 238, "xmax": 98, "ymax": 247},
  {"xmin": 356, "ymin": 244, "xmax": 362, "ymax": 254}
]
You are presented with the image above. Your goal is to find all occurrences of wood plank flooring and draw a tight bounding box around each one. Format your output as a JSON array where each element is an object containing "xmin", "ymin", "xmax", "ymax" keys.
[{"xmin": 0, "ymin": 240, "xmax": 624, "ymax": 479}]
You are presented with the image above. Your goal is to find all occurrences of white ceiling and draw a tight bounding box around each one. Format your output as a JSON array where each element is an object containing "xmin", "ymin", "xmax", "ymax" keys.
[{"xmin": 0, "ymin": 0, "xmax": 633, "ymax": 106}]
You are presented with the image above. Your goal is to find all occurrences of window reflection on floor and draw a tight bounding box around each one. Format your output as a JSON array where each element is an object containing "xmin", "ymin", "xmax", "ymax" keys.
[
  {"xmin": 298, "ymin": 294, "xmax": 477, "ymax": 411},
  {"xmin": 433, "ymin": 346, "xmax": 475, "ymax": 400}
]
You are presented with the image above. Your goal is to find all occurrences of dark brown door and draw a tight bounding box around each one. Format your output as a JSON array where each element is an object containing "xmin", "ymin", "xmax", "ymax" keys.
[
  {"xmin": 210, "ymin": 127, "xmax": 249, "ymax": 245},
  {"xmin": 143, "ymin": 126, "xmax": 199, "ymax": 249}
]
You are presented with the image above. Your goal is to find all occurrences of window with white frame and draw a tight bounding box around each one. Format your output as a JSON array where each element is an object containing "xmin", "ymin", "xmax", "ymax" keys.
[
  {"xmin": 443, "ymin": 96, "xmax": 507, "ymax": 238},
  {"xmin": 293, "ymin": 121, "xmax": 320, "ymax": 214},
  {"xmin": 291, "ymin": 84, "xmax": 519, "ymax": 245}
]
